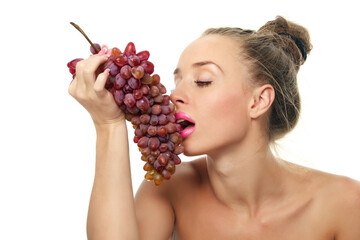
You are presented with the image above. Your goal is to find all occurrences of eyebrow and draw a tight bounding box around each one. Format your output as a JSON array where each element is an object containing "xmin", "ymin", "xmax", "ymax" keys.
[{"xmin": 173, "ymin": 60, "xmax": 224, "ymax": 75}]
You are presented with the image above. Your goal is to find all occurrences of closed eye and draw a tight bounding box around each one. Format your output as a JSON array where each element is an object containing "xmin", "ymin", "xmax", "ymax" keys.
[{"xmin": 195, "ymin": 81, "xmax": 212, "ymax": 87}]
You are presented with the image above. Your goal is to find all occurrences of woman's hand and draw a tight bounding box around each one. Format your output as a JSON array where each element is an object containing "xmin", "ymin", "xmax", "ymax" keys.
[{"xmin": 68, "ymin": 51, "xmax": 125, "ymax": 127}]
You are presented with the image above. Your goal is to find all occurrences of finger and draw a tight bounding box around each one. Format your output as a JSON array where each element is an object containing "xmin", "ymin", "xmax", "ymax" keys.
[
  {"xmin": 77, "ymin": 54, "xmax": 109, "ymax": 86},
  {"xmin": 68, "ymin": 77, "xmax": 77, "ymax": 97},
  {"xmin": 93, "ymin": 68, "xmax": 111, "ymax": 97}
]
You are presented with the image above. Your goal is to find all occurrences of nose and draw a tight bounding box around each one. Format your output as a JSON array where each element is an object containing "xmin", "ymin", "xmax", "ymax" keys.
[{"xmin": 170, "ymin": 85, "xmax": 186, "ymax": 105}]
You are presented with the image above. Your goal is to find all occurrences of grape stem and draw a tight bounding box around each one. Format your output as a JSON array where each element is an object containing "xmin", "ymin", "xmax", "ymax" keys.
[{"xmin": 70, "ymin": 22, "xmax": 100, "ymax": 53}]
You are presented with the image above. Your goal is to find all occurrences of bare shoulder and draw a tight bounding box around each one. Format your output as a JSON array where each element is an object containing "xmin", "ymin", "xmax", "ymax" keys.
[
  {"xmin": 326, "ymin": 174, "xmax": 360, "ymax": 239},
  {"xmin": 282, "ymin": 160, "xmax": 360, "ymax": 199},
  {"xmin": 136, "ymin": 156, "xmax": 207, "ymax": 201},
  {"xmin": 312, "ymin": 169, "xmax": 360, "ymax": 205},
  {"xmin": 134, "ymin": 157, "xmax": 206, "ymax": 239},
  {"xmin": 166, "ymin": 156, "xmax": 208, "ymax": 189},
  {"xmin": 307, "ymin": 168, "xmax": 360, "ymax": 239}
]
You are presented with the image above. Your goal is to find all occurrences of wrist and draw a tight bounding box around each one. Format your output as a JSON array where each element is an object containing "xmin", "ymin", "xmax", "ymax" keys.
[{"xmin": 94, "ymin": 120, "xmax": 127, "ymax": 133}]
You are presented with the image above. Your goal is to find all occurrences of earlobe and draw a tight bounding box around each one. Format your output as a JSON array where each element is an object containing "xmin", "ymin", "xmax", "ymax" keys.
[{"xmin": 249, "ymin": 84, "xmax": 275, "ymax": 119}]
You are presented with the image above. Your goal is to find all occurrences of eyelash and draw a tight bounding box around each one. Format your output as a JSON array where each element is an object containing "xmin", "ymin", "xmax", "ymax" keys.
[{"xmin": 195, "ymin": 81, "xmax": 212, "ymax": 87}]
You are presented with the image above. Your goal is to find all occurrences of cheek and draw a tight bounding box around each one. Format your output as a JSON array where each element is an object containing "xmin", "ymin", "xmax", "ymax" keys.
[
  {"xmin": 182, "ymin": 91, "xmax": 250, "ymax": 156},
  {"xmin": 200, "ymin": 90, "xmax": 249, "ymax": 133}
]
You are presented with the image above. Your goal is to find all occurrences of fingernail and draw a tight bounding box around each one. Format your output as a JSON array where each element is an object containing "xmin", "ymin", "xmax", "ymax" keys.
[
  {"xmin": 98, "ymin": 47, "xmax": 107, "ymax": 56},
  {"xmin": 104, "ymin": 68, "xmax": 110, "ymax": 74}
]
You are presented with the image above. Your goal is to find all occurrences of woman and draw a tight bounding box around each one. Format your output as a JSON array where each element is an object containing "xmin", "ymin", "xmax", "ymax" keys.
[{"xmin": 68, "ymin": 16, "xmax": 360, "ymax": 239}]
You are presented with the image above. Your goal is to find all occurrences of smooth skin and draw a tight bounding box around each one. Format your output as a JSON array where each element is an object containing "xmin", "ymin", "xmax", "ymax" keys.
[{"xmin": 69, "ymin": 36, "xmax": 360, "ymax": 240}]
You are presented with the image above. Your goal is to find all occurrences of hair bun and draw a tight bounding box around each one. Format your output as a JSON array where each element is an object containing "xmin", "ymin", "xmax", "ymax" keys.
[{"xmin": 258, "ymin": 16, "xmax": 312, "ymax": 66}]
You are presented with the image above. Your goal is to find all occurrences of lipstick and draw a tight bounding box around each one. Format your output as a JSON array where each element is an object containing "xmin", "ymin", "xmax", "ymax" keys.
[{"xmin": 175, "ymin": 112, "xmax": 196, "ymax": 138}]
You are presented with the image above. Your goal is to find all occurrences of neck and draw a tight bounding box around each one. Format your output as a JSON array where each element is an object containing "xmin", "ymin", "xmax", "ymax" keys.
[{"xmin": 205, "ymin": 132, "xmax": 290, "ymax": 219}]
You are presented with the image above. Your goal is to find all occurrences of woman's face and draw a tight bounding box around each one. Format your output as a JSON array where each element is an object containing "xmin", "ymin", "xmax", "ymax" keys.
[{"xmin": 170, "ymin": 34, "xmax": 255, "ymax": 156}]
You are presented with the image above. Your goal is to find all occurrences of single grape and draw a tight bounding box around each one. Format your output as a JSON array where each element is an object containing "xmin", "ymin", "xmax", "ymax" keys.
[
  {"xmin": 139, "ymin": 114, "xmax": 151, "ymax": 124},
  {"xmin": 123, "ymin": 84, "xmax": 133, "ymax": 94},
  {"xmin": 90, "ymin": 43, "xmax": 101, "ymax": 54},
  {"xmin": 151, "ymin": 104, "xmax": 162, "ymax": 115},
  {"xmin": 159, "ymin": 143, "xmax": 168, "ymax": 153},
  {"xmin": 137, "ymin": 136, "xmax": 149, "ymax": 148},
  {"xmin": 140, "ymin": 61, "xmax": 154, "ymax": 74},
  {"xmin": 112, "ymin": 89, "xmax": 125, "ymax": 105},
  {"xmin": 148, "ymin": 137, "xmax": 160, "ymax": 151},
  {"xmin": 128, "ymin": 77, "xmax": 141, "ymax": 90},
  {"xmin": 158, "ymin": 135, "xmax": 168, "ymax": 143},
  {"xmin": 135, "ymin": 127, "xmax": 144, "ymax": 137},
  {"xmin": 120, "ymin": 65, "xmax": 132, "ymax": 79},
  {"xmin": 131, "ymin": 66, "xmax": 145, "ymax": 79},
  {"xmin": 67, "ymin": 58, "xmax": 83, "ymax": 69},
  {"xmin": 151, "ymin": 150, "xmax": 160, "ymax": 158},
  {"xmin": 114, "ymin": 54, "xmax": 128, "ymax": 67},
  {"xmin": 162, "ymin": 169, "xmax": 171, "ymax": 180},
  {"xmin": 163, "ymin": 95, "xmax": 171, "ymax": 105},
  {"xmin": 167, "ymin": 114, "xmax": 176, "ymax": 123},
  {"xmin": 154, "ymin": 94, "xmax": 164, "ymax": 104},
  {"xmin": 131, "ymin": 116, "xmax": 141, "ymax": 125},
  {"xmin": 140, "ymin": 84, "xmax": 150, "ymax": 95},
  {"xmin": 154, "ymin": 161, "xmax": 164, "ymax": 173},
  {"xmin": 165, "ymin": 122, "xmax": 177, "ymax": 134},
  {"xmin": 139, "ymin": 124, "xmax": 149, "ymax": 135},
  {"xmin": 158, "ymin": 153, "xmax": 169, "ymax": 166},
  {"xmin": 143, "ymin": 162, "xmax": 154, "ymax": 171},
  {"xmin": 114, "ymin": 74, "xmax": 126, "ymax": 89},
  {"xmin": 134, "ymin": 136, "xmax": 141, "ymax": 143},
  {"xmin": 137, "ymin": 50, "xmax": 150, "ymax": 61},
  {"xmin": 169, "ymin": 132, "xmax": 182, "ymax": 146},
  {"xmin": 150, "ymin": 86, "xmax": 160, "ymax": 97},
  {"xmin": 141, "ymin": 147, "xmax": 151, "ymax": 157},
  {"xmin": 111, "ymin": 47, "xmax": 122, "ymax": 57},
  {"xmin": 141, "ymin": 73, "xmax": 153, "ymax": 85},
  {"xmin": 167, "ymin": 141, "xmax": 175, "ymax": 152},
  {"xmin": 172, "ymin": 154, "xmax": 181, "ymax": 165},
  {"xmin": 124, "ymin": 93, "xmax": 136, "ymax": 107},
  {"xmin": 154, "ymin": 173, "xmax": 164, "ymax": 186},
  {"xmin": 158, "ymin": 114, "xmax": 168, "ymax": 125},
  {"xmin": 133, "ymin": 89, "xmax": 143, "ymax": 100},
  {"xmin": 149, "ymin": 115, "xmax": 159, "ymax": 126},
  {"xmin": 127, "ymin": 105, "xmax": 140, "ymax": 115},
  {"xmin": 157, "ymin": 83, "xmax": 167, "ymax": 94},
  {"xmin": 147, "ymin": 155, "xmax": 156, "ymax": 164},
  {"xmin": 165, "ymin": 160, "xmax": 175, "ymax": 174},
  {"xmin": 145, "ymin": 171, "xmax": 155, "ymax": 181},
  {"xmin": 157, "ymin": 126, "xmax": 167, "ymax": 137},
  {"xmin": 174, "ymin": 145, "xmax": 185, "ymax": 155},
  {"xmin": 147, "ymin": 125, "xmax": 157, "ymax": 136},
  {"xmin": 124, "ymin": 42, "xmax": 136, "ymax": 56},
  {"xmin": 161, "ymin": 105, "xmax": 171, "ymax": 115},
  {"xmin": 128, "ymin": 55, "xmax": 141, "ymax": 67},
  {"xmin": 136, "ymin": 96, "xmax": 150, "ymax": 112}
]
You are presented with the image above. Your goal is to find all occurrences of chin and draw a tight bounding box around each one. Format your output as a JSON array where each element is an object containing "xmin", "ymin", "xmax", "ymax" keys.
[{"xmin": 181, "ymin": 140, "xmax": 213, "ymax": 157}]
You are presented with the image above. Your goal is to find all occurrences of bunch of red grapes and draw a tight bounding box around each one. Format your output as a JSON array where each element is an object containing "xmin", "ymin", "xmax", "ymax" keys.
[{"xmin": 67, "ymin": 42, "xmax": 184, "ymax": 186}]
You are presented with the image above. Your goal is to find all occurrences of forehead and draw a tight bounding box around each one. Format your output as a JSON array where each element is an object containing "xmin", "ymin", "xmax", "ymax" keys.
[{"xmin": 178, "ymin": 34, "xmax": 239, "ymax": 66}]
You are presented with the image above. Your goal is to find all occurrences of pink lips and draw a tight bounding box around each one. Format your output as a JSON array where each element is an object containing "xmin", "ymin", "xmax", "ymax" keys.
[{"xmin": 175, "ymin": 112, "xmax": 196, "ymax": 138}]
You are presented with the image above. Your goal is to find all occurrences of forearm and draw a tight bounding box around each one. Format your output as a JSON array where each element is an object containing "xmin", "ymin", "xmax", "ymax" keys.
[{"xmin": 87, "ymin": 122, "xmax": 140, "ymax": 240}]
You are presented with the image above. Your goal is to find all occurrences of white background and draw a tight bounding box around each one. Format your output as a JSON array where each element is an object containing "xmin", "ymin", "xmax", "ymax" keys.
[{"xmin": 1, "ymin": 0, "xmax": 359, "ymax": 239}]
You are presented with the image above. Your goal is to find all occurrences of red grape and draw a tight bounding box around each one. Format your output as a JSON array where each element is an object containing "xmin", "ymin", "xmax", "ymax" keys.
[
  {"xmin": 124, "ymin": 42, "xmax": 136, "ymax": 56},
  {"xmin": 140, "ymin": 61, "xmax": 154, "ymax": 74},
  {"xmin": 137, "ymin": 50, "xmax": 150, "ymax": 61},
  {"xmin": 67, "ymin": 41, "xmax": 184, "ymax": 186},
  {"xmin": 114, "ymin": 54, "xmax": 128, "ymax": 67}
]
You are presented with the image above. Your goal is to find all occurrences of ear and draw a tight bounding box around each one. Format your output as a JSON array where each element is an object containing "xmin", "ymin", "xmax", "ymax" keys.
[{"xmin": 248, "ymin": 84, "xmax": 275, "ymax": 119}]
